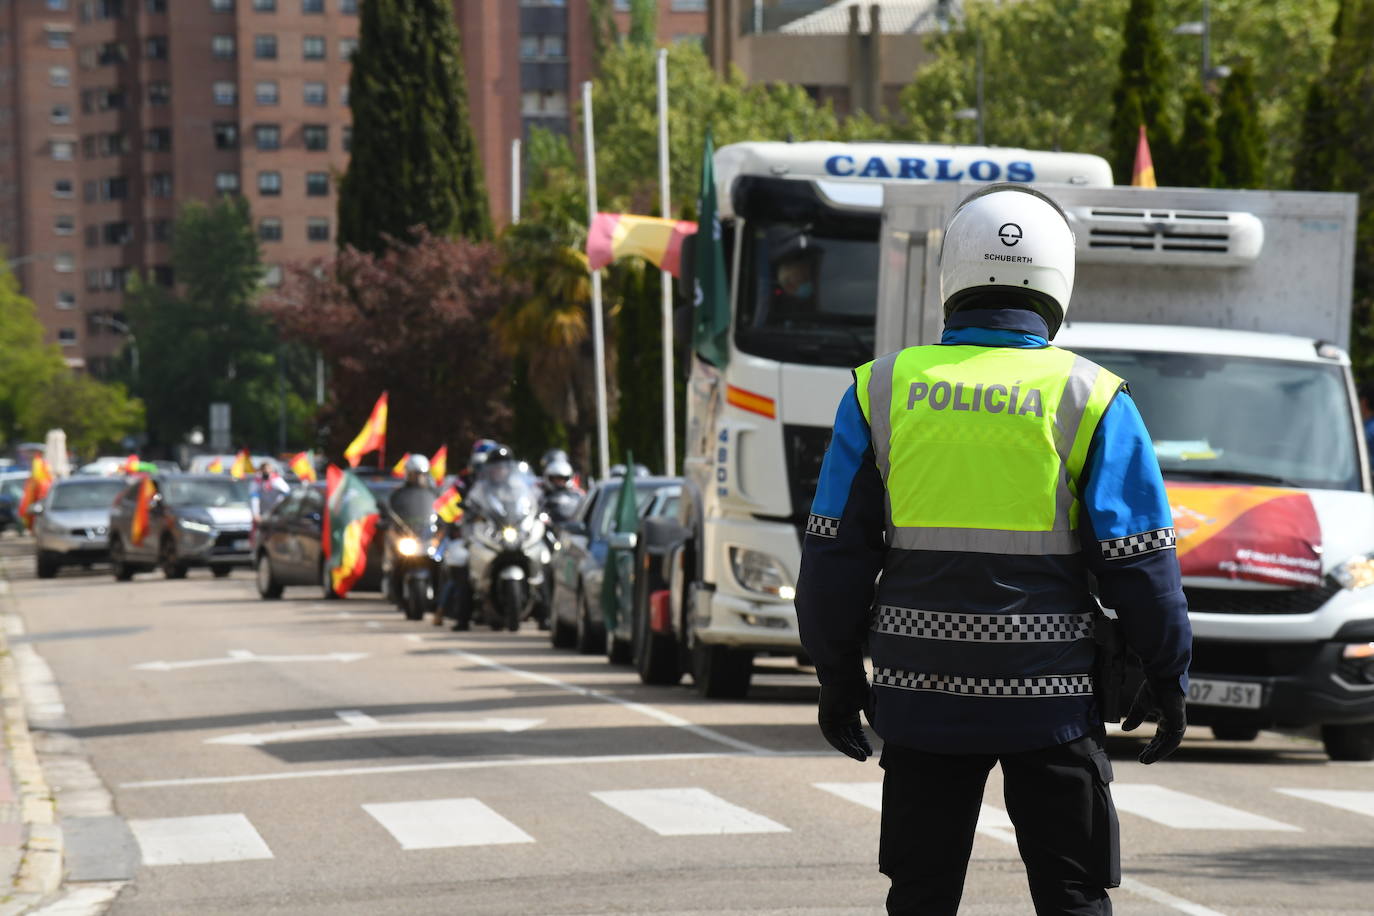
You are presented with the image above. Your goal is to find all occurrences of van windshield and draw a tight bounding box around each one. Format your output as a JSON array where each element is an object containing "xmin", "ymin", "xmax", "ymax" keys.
[
  {"xmin": 735, "ymin": 219, "xmax": 879, "ymax": 367},
  {"xmin": 1079, "ymin": 349, "xmax": 1362, "ymax": 492}
]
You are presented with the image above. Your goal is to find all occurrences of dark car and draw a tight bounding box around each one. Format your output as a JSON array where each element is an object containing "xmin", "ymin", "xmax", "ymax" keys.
[
  {"xmin": 108, "ymin": 474, "xmax": 255, "ymax": 580},
  {"xmin": 548, "ymin": 475, "xmax": 681, "ymax": 657},
  {"xmin": 253, "ymin": 478, "xmax": 401, "ymax": 599},
  {"xmin": 0, "ymin": 472, "xmax": 25, "ymax": 534}
]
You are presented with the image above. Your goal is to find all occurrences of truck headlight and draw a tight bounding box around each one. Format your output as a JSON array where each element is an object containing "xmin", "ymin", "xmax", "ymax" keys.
[
  {"xmin": 1334, "ymin": 556, "xmax": 1374, "ymax": 590},
  {"xmin": 729, "ymin": 547, "xmax": 796, "ymax": 600},
  {"xmin": 397, "ymin": 536, "xmax": 421, "ymax": 557}
]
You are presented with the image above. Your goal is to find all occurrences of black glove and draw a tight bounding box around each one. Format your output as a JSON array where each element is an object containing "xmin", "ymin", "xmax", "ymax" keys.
[
  {"xmin": 1121, "ymin": 677, "xmax": 1187, "ymax": 765},
  {"xmin": 818, "ymin": 679, "xmax": 874, "ymax": 762}
]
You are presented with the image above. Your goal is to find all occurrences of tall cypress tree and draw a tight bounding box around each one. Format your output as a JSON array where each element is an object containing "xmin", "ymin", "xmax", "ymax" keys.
[
  {"xmin": 1216, "ymin": 64, "xmax": 1265, "ymax": 189},
  {"xmin": 1172, "ymin": 88, "xmax": 1220, "ymax": 188},
  {"xmin": 338, "ymin": 0, "xmax": 491, "ymax": 253},
  {"xmin": 1109, "ymin": 0, "xmax": 1176, "ymax": 184},
  {"xmin": 1293, "ymin": 0, "xmax": 1350, "ymax": 191}
]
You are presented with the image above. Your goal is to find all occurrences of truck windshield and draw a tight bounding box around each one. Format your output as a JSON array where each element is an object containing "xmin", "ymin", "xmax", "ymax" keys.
[
  {"xmin": 735, "ymin": 219, "xmax": 879, "ymax": 367},
  {"xmin": 1079, "ymin": 349, "xmax": 1362, "ymax": 492}
]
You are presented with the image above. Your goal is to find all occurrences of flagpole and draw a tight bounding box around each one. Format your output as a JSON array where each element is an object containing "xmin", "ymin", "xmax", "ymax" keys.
[
  {"xmin": 510, "ymin": 138, "xmax": 521, "ymax": 223},
  {"xmin": 583, "ymin": 80, "xmax": 611, "ymax": 482},
  {"xmin": 657, "ymin": 48, "xmax": 676, "ymax": 478}
]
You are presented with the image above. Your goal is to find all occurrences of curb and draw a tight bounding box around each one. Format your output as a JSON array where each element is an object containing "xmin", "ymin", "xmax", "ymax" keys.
[{"xmin": 0, "ymin": 576, "xmax": 64, "ymax": 915}]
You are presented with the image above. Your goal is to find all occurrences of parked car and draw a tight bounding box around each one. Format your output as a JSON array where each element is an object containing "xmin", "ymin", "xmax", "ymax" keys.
[
  {"xmin": 0, "ymin": 471, "xmax": 26, "ymax": 534},
  {"xmin": 548, "ymin": 475, "xmax": 680, "ymax": 657},
  {"xmin": 108, "ymin": 474, "xmax": 254, "ymax": 580},
  {"xmin": 253, "ymin": 478, "xmax": 401, "ymax": 599},
  {"xmin": 31, "ymin": 476, "xmax": 127, "ymax": 578}
]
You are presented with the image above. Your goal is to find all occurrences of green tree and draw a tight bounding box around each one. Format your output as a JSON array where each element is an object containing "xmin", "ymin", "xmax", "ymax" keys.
[
  {"xmin": 587, "ymin": 0, "xmax": 619, "ymax": 66},
  {"xmin": 337, "ymin": 0, "xmax": 490, "ymax": 253},
  {"xmin": 1171, "ymin": 88, "xmax": 1221, "ymax": 188},
  {"xmin": 1110, "ymin": 0, "xmax": 1177, "ymax": 183},
  {"xmin": 1216, "ymin": 63, "xmax": 1264, "ymax": 188},
  {"xmin": 628, "ymin": 0, "xmax": 657, "ymax": 47}
]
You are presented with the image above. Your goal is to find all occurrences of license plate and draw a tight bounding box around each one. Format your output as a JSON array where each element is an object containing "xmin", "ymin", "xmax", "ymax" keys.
[
  {"xmin": 233, "ymin": 538, "xmax": 250, "ymax": 551},
  {"xmin": 1187, "ymin": 678, "xmax": 1262, "ymax": 709}
]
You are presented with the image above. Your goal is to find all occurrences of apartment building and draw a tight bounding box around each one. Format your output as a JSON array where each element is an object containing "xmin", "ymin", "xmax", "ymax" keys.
[{"xmin": 0, "ymin": 0, "xmax": 705, "ymax": 371}]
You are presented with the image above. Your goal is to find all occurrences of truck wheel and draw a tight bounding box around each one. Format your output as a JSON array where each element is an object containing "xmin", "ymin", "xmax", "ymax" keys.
[
  {"xmin": 110, "ymin": 537, "xmax": 134, "ymax": 582},
  {"xmin": 255, "ymin": 553, "xmax": 283, "ymax": 600},
  {"xmin": 1211, "ymin": 724, "xmax": 1259, "ymax": 742},
  {"xmin": 633, "ymin": 591, "xmax": 681, "ymax": 686},
  {"xmin": 35, "ymin": 551, "xmax": 59, "ymax": 579},
  {"xmin": 575, "ymin": 588, "xmax": 603, "ymax": 655},
  {"xmin": 1321, "ymin": 723, "xmax": 1374, "ymax": 762},
  {"xmin": 691, "ymin": 641, "xmax": 754, "ymax": 699},
  {"xmin": 159, "ymin": 536, "xmax": 187, "ymax": 579}
]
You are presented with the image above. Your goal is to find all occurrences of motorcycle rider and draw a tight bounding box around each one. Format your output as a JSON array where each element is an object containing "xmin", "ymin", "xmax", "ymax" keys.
[
  {"xmin": 459, "ymin": 438, "xmax": 500, "ymax": 497},
  {"xmin": 540, "ymin": 457, "xmax": 582, "ymax": 525},
  {"xmin": 383, "ymin": 454, "xmax": 437, "ymax": 607}
]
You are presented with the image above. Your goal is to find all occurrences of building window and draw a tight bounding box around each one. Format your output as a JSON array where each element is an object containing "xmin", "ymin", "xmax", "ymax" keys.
[
  {"xmin": 254, "ymin": 34, "xmax": 277, "ymax": 59},
  {"xmin": 213, "ymin": 81, "xmax": 237, "ymax": 105},
  {"xmin": 100, "ymin": 176, "xmax": 128, "ymax": 200},
  {"xmin": 340, "ymin": 0, "xmax": 356, "ymax": 12},
  {"xmin": 263, "ymin": 265, "xmax": 283, "ymax": 287},
  {"xmin": 340, "ymin": 85, "xmax": 349, "ymax": 106},
  {"xmin": 54, "ymin": 253, "xmax": 75, "ymax": 273},
  {"xmin": 148, "ymin": 219, "xmax": 171, "ymax": 242},
  {"xmin": 254, "ymin": 0, "xmax": 276, "ymax": 9},
  {"xmin": 303, "ymin": 35, "xmax": 325, "ymax": 60},
  {"xmin": 302, "ymin": 0, "xmax": 322, "ymax": 12},
  {"xmin": 303, "ymin": 81, "xmax": 326, "ymax": 106},
  {"xmin": 254, "ymin": 123, "xmax": 280, "ymax": 150},
  {"xmin": 54, "ymin": 179, "xmax": 75, "ymax": 199},
  {"xmin": 671, "ymin": 0, "xmax": 706, "ymax": 9},
  {"xmin": 212, "ymin": 34, "xmax": 235, "ymax": 59},
  {"xmin": 82, "ymin": 88, "xmax": 124, "ymax": 113},
  {"xmin": 103, "ymin": 221, "xmax": 132, "ymax": 245},
  {"xmin": 255, "ymin": 80, "xmax": 278, "ymax": 105},
  {"xmin": 149, "ymin": 172, "xmax": 172, "ymax": 197},
  {"xmin": 49, "ymin": 0, "xmax": 71, "ymax": 9},
  {"xmin": 339, "ymin": 37, "xmax": 358, "ymax": 59},
  {"xmin": 144, "ymin": 36, "xmax": 167, "ymax": 59},
  {"xmin": 211, "ymin": 0, "xmax": 232, "ymax": 10},
  {"xmin": 303, "ymin": 124, "xmax": 327, "ymax": 151},
  {"xmin": 521, "ymin": 34, "xmax": 565, "ymax": 60},
  {"xmin": 215, "ymin": 171, "xmax": 240, "ymax": 193},
  {"xmin": 342, "ymin": 126, "xmax": 351, "ymax": 152},
  {"xmin": 213, "ymin": 122, "xmax": 239, "ymax": 149},
  {"xmin": 306, "ymin": 217, "xmax": 329, "ymax": 242},
  {"xmin": 58, "ymin": 329, "xmax": 78, "ymax": 347},
  {"xmin": 145, "ymin": 128, "xmax": 172, "ymax": 152},
  {"xmin": 54, "ymin": 215, "xmax": 75, "ymax": 235},
  {"xmin": 51, "ymin": 104, "xmax": 72, "ymax": 124},
  {"xmin": 521, "ymin": 89, "xmax": 568, "ymax": 116},
  {"xmin": 46, "ymin": 27, "xmax": 72, "ymax": 50},
  {"xmin": 147, "ymin": 81, "xmax": 170, "ymax": 105},
  {"xmin": 258, "ymin": 171, "xmax": 282, "ymax": 196},
  {"xmin": 146, "ymin": 0, "xmax": 167, "ymax": 13},
  {"xmin": 153, "ymin": 265, "xmax": 173, "ymax": 287},
  {"xmin": 57, "ymin": 291, "xmax": 77, "ymax": 310},
  {"xmin": 259, "ymin": 217, "xmax": 282, "ymax": 241},
  {"xmin": 51, "ymin": 140, "xmax": 75, "ymax": 161},
  {"xmin": 50, "ymin": 66, "xmax": 71, "ymax": 87},
  {"xmin": 305, "ymin": 172, "xmax": 328, "ymax": 196}
]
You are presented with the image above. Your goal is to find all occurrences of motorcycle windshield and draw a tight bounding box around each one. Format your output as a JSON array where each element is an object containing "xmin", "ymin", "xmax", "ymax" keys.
[
  {"xmin": 470, "ymin": 470, "xmax": 538, "ymax": 526},
  {"xmin": 387, "ymin": 486, "xmax": 437, "ymax": 535}
]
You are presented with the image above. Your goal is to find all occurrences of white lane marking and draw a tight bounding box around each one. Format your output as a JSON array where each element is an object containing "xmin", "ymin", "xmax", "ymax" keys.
[
  {"xmin": 1277, "ymin": 788, "xmax": 1374, "ymax": 818},
  {"xmin": 128, "ymin": 813, "xmax": 273, "ymax": 865},
  {"xmin": 205, "ymin": 709, "xmax": 543, "ymax": 745},
  {"xmin": 1117, "ymin": 878, "xmax": 1228, "ymax": 916},
  {"xmin": 363, "ymin": 798, "xmax": 534, "ymax": 849},
  {"xmin": 414, "ymin": 636, "xmax": 771, "ymax": 755},
  {"xmin": 1112, "ymin": 784, "xmax": 1299, "ymax": 831},
  {"xmin": 813, "ymin": 783, "xmax": 1012, "ymax": 836},
  {"xmin": 133, "ymin": 650, "xmax": 368, "ymax": 671},
  {"xmin": 593, "ymin": 788, "xmax": 788, "ymax": 836}
]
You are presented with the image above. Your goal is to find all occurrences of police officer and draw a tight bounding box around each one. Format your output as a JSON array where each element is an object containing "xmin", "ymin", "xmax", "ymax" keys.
[{"xmin": 796, "ymin": 184, "xmax": 1192, "ymax": 916}]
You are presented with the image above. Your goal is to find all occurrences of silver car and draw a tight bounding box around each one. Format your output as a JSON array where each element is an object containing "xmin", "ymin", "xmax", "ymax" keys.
[
  {"xmin": 108, "ymin": 474, "xmax": 254, "ymax": 580},
  {"xmin": 31, "ymin": 477, "xmax": 127, "ymax": 578}
]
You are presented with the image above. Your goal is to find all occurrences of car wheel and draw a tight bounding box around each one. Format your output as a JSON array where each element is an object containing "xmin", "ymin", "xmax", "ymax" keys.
[
  {"xmin": 1211, "ymin": 724, "xmax": 1260, "ymax": 742},
  {"xmin": 1322, "ymin": 723, "xmax": 1374, "ymax": 761},
  {"xmin": 575, "ymin": 588, "xmax": 603, "ymax": 655},
  {"xmin": 211, "ymin": 564, "xmax": 232, "ymax": 579},
  {"xmin": 606, "ymin": 627, "xmax": 632, "ymax": 665},
  {"xmin": 110, "ymin": 537, "xmax": 134, "ymax": 582},
  {"xmin": 320, "ymin": 561, "xmax": 341, "ymax": 600},
  {"xmin": 35, "ymin": 550, "xmax": 59, "ymax": 579},
  {"xmin": 159, "ymin": 536, "xmax": 187, "ymax": 580},
  {"xmin": 633, "ymin": 590, "xmax": 682, "ymax": 686},
  {"xmin": 549, "ymin": 598, "xmax": 576, "ymax": 649},
  {"xmin": 255, "ymin": 553, "xmax": 284, "ymax": 600}
]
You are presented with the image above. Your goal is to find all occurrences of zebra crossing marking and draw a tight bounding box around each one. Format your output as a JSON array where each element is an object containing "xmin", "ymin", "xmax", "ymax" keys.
[
  {"xmin": 1276, "ymin": 788, "xmax": 1374, "ymax": 819},
  {"xmin": 127, "ymin": 813, "xmax": 273, "ymax": 865},
  {"xmin": 362, "ymin": 798, "xmax": 534, "ymax": 849},
  {"xmin": 1112, "ymin": 784, "xmax": 1300, "ymax": 831},
  {"xmin": 592, "ymin": 788, "xmax": 789, "ymax": 836},
  {"xmin": 814, "ymin": 781, "xmax": 1014, "ymax": 834}
]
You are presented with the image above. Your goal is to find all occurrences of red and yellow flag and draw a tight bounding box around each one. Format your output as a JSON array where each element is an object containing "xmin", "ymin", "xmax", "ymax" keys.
[
  {"xmin": 17, "ymin": 456, "xmax": 53, "ymax": 529},
  {"xmin": 390, "ymin": 452, "xmax": 412, "ymax": 479},
  {"xmin": 433, "ymin": 485, "xmax": 463, "ymax": 524},
  {"xmin": 130, "ymin": 476, "xmax": 156, "ymax": 546},
  {"xmin": 324, "ymin": 465, "xmax": 380, "ymax": 596},
  {"xmin": 123, "ymin": 454, "xmax": 140, "ymax": 475},
  {"xmin": 229, "ymin": 449, "xmax": 253, "ymax": 480},
  {"xmin": 1131, "ymin": 125, "xmax": 1157, "ymax": 188},
  {"xmin": 430, "ymin": 445, "xmax": 448, "ymax": 485},
  {"xmin": 207, "ymin": 457, "xmax": 224, "ymax": 474},
  {"xmin": 586, "ymin": 213, "xmax": 698, "ymax": 277},
  {"xmin": 344, "ymin": 392, "xmax": 388, "ymax": 467},
  {"xmin": 290, "ymin": 451, "xmax": 317, "ymax": 483}
]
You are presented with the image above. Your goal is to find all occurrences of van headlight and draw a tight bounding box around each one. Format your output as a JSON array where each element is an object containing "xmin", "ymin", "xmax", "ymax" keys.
[
  {"xmin": 1334, "ymin": 556, "xmax": 1374, "ymax": 590},
  {"xmin": 729, "ymin": 547, "xmax": 796, "ymax": 600}
]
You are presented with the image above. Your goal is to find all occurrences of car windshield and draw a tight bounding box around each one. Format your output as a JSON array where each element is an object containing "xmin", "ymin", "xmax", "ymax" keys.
[
  {"xmin": 592, "ymin": 483, "xmax": 661, "ymax": 538},
  {"xmin": 736, "ymin": 218, "xmax": 879, "ymax": 368},
  {"xmin": 49, "ymin": 480, "xmax": 125, "ymax": 510},
  {"xmin": 161, "ymin": 478, "xmax": 251, "ymax": 508},
  {"xmin": 1079, "ymin": 349, "xmax": 1361, "ymax": 492},
  {"xmin": 0, "ymin": 479, "xmax": 22, "ymax": 501}
]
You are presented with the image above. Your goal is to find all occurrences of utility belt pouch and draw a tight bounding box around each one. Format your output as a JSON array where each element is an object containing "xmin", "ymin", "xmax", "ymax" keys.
[{"xmin": 1092, "ymin": 606, "xmax": 1126, "ymax": 724}]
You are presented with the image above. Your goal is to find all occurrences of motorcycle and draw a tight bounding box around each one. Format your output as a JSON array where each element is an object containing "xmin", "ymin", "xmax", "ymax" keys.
[
  {"xmin": 380, "ymin": 488, "xmax": 441, "ymax": 622},
  {"xmin": 462, "ymin": 469, "xmax": 551, "ymax": 631}
]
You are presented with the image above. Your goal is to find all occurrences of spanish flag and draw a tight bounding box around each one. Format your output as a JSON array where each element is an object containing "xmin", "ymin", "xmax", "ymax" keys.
[
  {"xmin": 290, "ymin": 451, "xmax": 317, "ymax": 483},
  {"xmin": 586, "ymin": 213, "xmax": 698, "ymax": 277},
  {"xmin": 324, "ymin": 465, "xmax": 380, "ymax": 597},
  {"xmin": 430, "ymin": 445, "xmax": 448, "ymax": 485},
  {"xmin": 344, "ymin": 392, "xmax": 388, "ymax": 468},
  {"xmin": 390, "ymin": 453, "xmax": 412, "ymax": 479},
  {"xmin": 433, "ymin": 485, "xmax": 463, "ymax": 524},
  {"xmin": 17, "ymin": 456, "xmax": 53, "ymax": 529},
  {"xmin": 229, "ymin": 449, "xmax": 253, "ymax": 480},
  {"xmin": 207, "ymin": 457, "xmax": 224, "ymax": 474},
  {"xmin": 130, "ymin": 476, "xmax": 156, "ymax": 546},
  {"xmin": 123, "ymin": 454, "xmax": 140, "ymax": 475},
  {"xmin": 1132, "ymin": 125, "xmax": 1156, "ymax": 188}
]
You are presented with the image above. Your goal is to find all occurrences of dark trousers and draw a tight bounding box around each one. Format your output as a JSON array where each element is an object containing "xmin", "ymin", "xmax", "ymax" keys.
[{"xmin": 878, "ymin": 733, "xmax": 1120, "ymax": 916}]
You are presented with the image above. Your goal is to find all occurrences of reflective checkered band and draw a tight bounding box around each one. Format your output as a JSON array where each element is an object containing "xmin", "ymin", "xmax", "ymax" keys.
[
  {"xmin": 873, "ymin": 668, "xmax": 1094, "ymax": 697},
  {"xmin": 1100, "ymin": 527, "xmax": 1176, "ymax": 559},
  {"xmin": 806, "ymin": 514, "xmax": 840, "ymax": 539},
  {"xmin": 874, "ymin": 606, "xmax": 1093, "ymax": 642}
]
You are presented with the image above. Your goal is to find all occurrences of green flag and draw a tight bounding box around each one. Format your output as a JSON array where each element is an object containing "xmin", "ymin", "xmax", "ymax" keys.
[
  {"xmin": 325, "ymin": 464, "xmax": 381, "ymax": 596},
  {"xmin": 600, "ymin": 451, "xmax": 641, "ymax": 632},
  {"xmin": 691, "ymin": 131, "xmax": 730, "ymax": 368}
]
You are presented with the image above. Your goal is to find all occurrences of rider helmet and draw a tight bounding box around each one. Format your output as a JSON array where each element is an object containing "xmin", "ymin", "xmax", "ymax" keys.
[
  {"xmin": 544, "ymin": 458, "xmax": 573, "ymax": 490},
  {"xmin": 402, "ymin": 453, "xmax": 431, "ymax": 486}
]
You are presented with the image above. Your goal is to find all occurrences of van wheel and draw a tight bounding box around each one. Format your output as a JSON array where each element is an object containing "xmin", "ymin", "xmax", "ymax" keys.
[
  {"xmin": 1322, "ymin": 723, "xmax": 1374, "ymax": 761},
  {"xmin": 35, "ymin": 551, "xmax": 59, "ymax": 579},
  {"xmin": 159, "ymin": 536, "xmax": 187, "ymax": 579},
  {"xmin": 110, "ymin": 537, "xmax": 134, "ymax": 582}
]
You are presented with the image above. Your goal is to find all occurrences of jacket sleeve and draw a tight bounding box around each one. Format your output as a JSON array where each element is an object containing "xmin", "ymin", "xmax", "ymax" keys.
[
  {"xmin": 1079, "ymin": 392, "xmax": 1193, "ymax": 691},
  {"xmin": 796, "ymin": 384, "xmax": 888, "ymax": 686}
]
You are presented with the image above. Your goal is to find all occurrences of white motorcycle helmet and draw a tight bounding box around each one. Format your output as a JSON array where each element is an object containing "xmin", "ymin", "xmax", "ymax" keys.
[
  {"xmin": 403, "ymin": 453, "xmax": 431, "ymax": 485},
  {"xmin": 938, "ymin": 184, "xmax": 1076, "ymax": 338}
]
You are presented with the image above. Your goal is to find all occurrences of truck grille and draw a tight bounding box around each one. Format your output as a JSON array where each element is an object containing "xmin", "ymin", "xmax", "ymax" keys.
[
  {"xmin": 1191, "ymin": 639, "xmax": 1323, "ymax": 677},
  {"xmin": 1183, "ymin": 581, "xmax": 1339, "ymax": 615},
  {"xmin": 783, "ymin": 424, "xmax": 832, "ymax": 533}
]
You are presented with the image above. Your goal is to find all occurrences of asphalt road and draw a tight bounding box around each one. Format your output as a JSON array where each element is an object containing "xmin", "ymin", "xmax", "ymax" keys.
[{"xmin": 2, "ymin": 536, "xmax": 1372, "ymax": 915}]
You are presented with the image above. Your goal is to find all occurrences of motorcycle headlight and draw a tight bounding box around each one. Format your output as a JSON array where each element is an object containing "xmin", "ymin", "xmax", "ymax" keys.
[
  {"xmin": 397, "ymin": 536, "xmax": 421, "ymax": 557},
  {"xmin": 729, "ymin": 547, "xmax": 796, "ymax": 600},
  {"xmin": 178, "ymin": 518, "xmax": 213, "ymax": 534},
  {"xmin": 501, "ymin": 526, "xmax": 519, "ymax": 544},
  {"xmin": 1334, "ymin": 555, "xmax": 1374, "ymax": 590}
]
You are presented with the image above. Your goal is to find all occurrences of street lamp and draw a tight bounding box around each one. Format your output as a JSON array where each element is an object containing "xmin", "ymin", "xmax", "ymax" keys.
[
  {"xmin": 89, "ymin": 314, "xmax": 139, "ymax": 379},
  {"xmin": 1173, "ymin": 1, "xmax": 1231, "ymax": 87}
]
